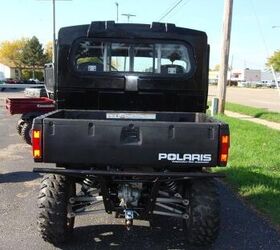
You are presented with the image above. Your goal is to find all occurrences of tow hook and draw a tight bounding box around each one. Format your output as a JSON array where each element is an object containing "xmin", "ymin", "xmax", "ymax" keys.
[{"xmin": 124, "ymin": 209, "xmax": 134, "ymax": 230}]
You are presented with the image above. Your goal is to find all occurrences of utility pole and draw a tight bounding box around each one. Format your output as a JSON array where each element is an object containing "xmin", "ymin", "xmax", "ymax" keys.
[
  {"xmin": 121, "ymin": 13, "xmax": 136, "ymax": 23},
  {"xmin": 52, "ymin": 0, "xmax": 56, "ymax": 65},
  {"xmin": 217, "ymin": 0, "xmax": 233, "ymax": 114},
  {"xmin": 271, "ymin": 26, "xmax": 280, "ymax": 94},
  {"xmin": 115, "ymin": 2, "xmax": 119, "ymax": 22},
  {"xmin": 38, "ymin": 0, "xmax": 71, "ymax": 89}
]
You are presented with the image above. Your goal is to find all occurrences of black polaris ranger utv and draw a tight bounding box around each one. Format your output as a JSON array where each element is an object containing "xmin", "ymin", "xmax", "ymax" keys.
[{"xmin": 33, "ymin": 21, "xmax": 230, "ymax": 246}]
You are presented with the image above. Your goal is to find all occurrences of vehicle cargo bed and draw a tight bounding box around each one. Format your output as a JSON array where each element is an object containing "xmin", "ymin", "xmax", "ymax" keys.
[{"xmin": 33, "ymin": 110, "xmax": 229, "ymax": 168}]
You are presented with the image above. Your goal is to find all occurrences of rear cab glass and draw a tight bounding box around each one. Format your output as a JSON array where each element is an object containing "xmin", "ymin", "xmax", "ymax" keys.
[{"xmin": 71, "ymin": 39, "xmax": 195, "ymax": 76}]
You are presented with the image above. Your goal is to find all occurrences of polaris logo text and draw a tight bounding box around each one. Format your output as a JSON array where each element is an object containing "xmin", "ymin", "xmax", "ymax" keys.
[
  {"xmin": 37, "ymin": 104, "xmax": 55, "ymax": 108},
  {"xmin": 158, "ymin": 153, "xmax": 212, "ymax": 164}
]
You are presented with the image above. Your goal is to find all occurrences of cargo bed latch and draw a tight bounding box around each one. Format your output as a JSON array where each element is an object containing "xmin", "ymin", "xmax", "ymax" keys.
[
  {"xmin": 120, "ymin": 124, "xmax": 141, "ymax": 144},
  {"xmin": 125, "ymin": 75, "xmax": 138, "ymax": 91}
]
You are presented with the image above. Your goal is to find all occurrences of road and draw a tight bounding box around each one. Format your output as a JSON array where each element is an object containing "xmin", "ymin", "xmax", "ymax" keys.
[
  {"xmin": 0, "ymin": 90, "xmax": 280, "ymax": 249},
  {"xmin": 209, "ymin": 86, "xmax": 280, "ymax": 112}
]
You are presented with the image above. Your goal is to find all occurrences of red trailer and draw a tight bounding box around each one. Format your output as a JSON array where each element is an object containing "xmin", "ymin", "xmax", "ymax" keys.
[{"xmin": 6, "ymin": 97, "xmax": 55, "ymax": 144}]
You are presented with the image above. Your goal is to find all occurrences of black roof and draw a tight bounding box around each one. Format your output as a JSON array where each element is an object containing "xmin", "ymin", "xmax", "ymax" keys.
[{"xmin": 58, "ymin": 21, "xmax": 207, "ymax": 46}]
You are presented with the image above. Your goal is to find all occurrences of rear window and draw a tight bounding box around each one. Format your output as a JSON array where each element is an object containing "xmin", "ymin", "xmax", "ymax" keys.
[{"xmin": 73, "ymin": 40, "xmax": 194, "ymax": 75}]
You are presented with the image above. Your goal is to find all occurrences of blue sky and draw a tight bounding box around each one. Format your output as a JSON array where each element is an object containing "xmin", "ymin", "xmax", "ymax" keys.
[{"xmin": 0, "ymin": 0, "xmax": 280, "ymax": 70}]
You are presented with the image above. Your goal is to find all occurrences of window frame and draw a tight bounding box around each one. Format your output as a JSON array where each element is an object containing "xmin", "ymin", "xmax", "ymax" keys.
[{"xmin": 69, "ymin": 37, "xmax": 196, "ymax": 78}]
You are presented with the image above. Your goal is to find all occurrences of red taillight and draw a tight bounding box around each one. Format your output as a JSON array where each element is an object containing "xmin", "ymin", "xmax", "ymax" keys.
[
  {"xmin": 219, "ymin": 135, "xmax": 230, "ymax": 166},
  {"xmin": 32, "ymin": 130, "xmax": 42, "ymax": 160}
]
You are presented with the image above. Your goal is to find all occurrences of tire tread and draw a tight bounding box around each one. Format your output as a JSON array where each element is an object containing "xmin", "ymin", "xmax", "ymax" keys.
[
  {"xmin": 37, "ymin": 174, "xmax": 74, "ymax": 245},
  {"xmin": 21, "ymin": 122, "xmax": 32, "ymax": 145},
  {"xmin": 185, "ymin": 179, "xmax": 220, "ymax": 246}
]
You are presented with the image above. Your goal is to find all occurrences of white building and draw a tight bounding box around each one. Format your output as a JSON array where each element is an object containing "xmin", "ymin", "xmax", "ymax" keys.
[
  {"xmin": 0, "ymin": 63, "xmax": 20, "ymax": 80},
  {"xmin": 261, "ymin": 71, "xmax": 280, "ymax": 87},
  {"xmin": 209, "ymin": 68, "xmax": 280, "ymax": 88},
  {"xmin": 230, "ymin": 69, "xmax": 261, "ymax": 82},
  {"xmin": 209, "ymin": 68, "xmax": 261, "ymax": 83},
  {"xmin": 261, "ymin": 71, "xmax": 280, "ymax": 81}
]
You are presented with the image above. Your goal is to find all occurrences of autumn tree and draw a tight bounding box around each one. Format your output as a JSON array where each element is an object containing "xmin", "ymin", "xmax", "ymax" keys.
[
  {"xmin": 213, "ymin": 64, "xmax": 220, "ymax": 71},
  {"xmin": 267, "ymin": 50, "xmax": 280, "ymax": 72},
  {"xmin": 0, "ymin": 38, "xmax": 28, "ymax": 76},
  {"xmin": 22, "ymin": 36, "xmax": 46, "ymax": 79},
  {"xmin": 44, "ymin": 41, "xmax": 53, "ymax": 63}
]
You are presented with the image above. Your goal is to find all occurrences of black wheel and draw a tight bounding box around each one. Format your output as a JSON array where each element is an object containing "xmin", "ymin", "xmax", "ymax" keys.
[
  {"xmin": 16, "ymin": 119, "xmax": 25, "ymax": 135},
  {"xmin": 21, "ymin": 122, "xmax": 32, "ymax": 145},
  {"xmin": 37, "ymin": 174, "xmax": 76, "ymax": 246},
  {"xmin": 184, "ymin": 179, "xmax": 220, "ymax": 246}
]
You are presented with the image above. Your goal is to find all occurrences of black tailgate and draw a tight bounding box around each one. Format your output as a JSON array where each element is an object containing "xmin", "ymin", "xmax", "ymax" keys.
[{"xmin": 36, "ymin": 110, "xmax": 223, "ymax": 168}]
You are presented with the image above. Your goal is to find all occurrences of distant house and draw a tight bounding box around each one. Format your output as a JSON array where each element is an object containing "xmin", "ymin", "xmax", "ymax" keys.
[
  {"xmin": 0, "ymin": 63, "xmax": 21, "ymax": 80},
  {"xmin": 230, "ymin": 69, "xmax": 261, "ymax": 82}
]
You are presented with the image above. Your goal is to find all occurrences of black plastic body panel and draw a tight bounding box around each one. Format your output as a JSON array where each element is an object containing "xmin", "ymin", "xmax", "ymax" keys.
[
  {"xmin": 56, "ymin": 21, "xmax": 209, "ymax": 113},
  {"xmin": 33, "ymin": 110, "xmax": 229, "ymax": 169}
]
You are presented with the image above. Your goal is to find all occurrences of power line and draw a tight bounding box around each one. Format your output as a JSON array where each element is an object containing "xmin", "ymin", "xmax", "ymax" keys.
[
  {"xmin": 158, "ymin": 0, "xmax": 184, "ymax": 22},
  {"xmin": 250, "ymin": 0, "xmax": 269, "ymax": 57},
  {"xmin": 167, "ymin": 0, "xmax": 192, "ymax": 21},
  {"xmin": 250, "ymin": 0, "xmax": 280, "ymax": 94},
  {"xmin": 157, "ymin": 0, "xmax": 179, "ymax": 21}
]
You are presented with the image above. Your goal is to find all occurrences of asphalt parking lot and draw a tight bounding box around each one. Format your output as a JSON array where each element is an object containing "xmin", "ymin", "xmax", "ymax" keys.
[{"xmin": 0, "ymin": 90, "xmax": 280, "ymax": 250}]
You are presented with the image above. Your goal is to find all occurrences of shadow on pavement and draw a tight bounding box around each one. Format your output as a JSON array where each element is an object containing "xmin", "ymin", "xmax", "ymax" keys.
[
  {"xmin": 0, "ymin": 171, "xmax": 41, "ymax": 183},
  {"xmin": 61, "ymin": 222, "xmax": 209, "ymax": 250}
]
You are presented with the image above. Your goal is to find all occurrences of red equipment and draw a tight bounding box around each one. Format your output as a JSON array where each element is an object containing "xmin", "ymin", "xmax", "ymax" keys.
[
  {"xmin": 5, "ymin": 97, "xmax": 55, "ymax": 145},
  {"xmin": 6, "ymin": 97, "xmax": 55, "ymax": 115}
]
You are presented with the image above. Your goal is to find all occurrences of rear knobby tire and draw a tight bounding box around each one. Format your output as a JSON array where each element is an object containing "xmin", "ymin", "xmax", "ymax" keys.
[
  {"xmin": 21, "ymin": 122, "xmax": 32, "ymax": 145},
  {"xmin": 37, "ymin": 174, "xmax": 75, "ymax": 246},
  {"xmin": 16, "ymin": 119, "xmax": 25, "ymax": 136},
  {"xmin": 184, "ymin": 179, "xmax": 220, "ymax": 246}
]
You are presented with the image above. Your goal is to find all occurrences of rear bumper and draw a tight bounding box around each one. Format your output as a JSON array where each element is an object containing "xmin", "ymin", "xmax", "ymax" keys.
[{"xmin": 33, "ymin": 167, "xmax": 225, "ymax": 179}]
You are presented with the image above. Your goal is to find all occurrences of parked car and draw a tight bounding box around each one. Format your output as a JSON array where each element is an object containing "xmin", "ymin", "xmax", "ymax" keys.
[
  {"xmin": 29, "ymin": 78, "xmax": 41, "ymax": 84},
  {"xmin": 4, "ymin": 78, "xmax": 20, "ymax": 84},
  {"xmin": 262, "ymin": 80, "xmax": 278, "ymax": 88},
  {"xmin": 18, "ymin": 80, "xmax": 36, "ymax": 84}
]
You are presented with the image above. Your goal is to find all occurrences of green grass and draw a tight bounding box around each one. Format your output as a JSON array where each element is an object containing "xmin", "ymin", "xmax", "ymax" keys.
[
  {"xmin": 215, "ymin": 115, "xmax": 280, "ymax": 226},
  {"xmin": 225, "ymin": 102, "xmax": 280, "ymax": 123}
]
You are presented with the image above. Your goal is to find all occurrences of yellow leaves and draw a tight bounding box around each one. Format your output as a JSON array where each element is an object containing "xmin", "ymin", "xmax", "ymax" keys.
[
  {"xmin": 44, "ymin": 41, "xmax": 53, "ymax": 55},
  {"xmin": 266, "ymin": 50, "xmax": 280, "ymax": 72},
  {"xmin": 0, "ymin": 38, "xmax": 28, "ymax": 67},
  {"xmin": 44, "ymin": 41, "xmax": 53, "ymax": 63},
  {"xmin": 0, "ymin": 38, "xmax": 51, "ymax": 69}
]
